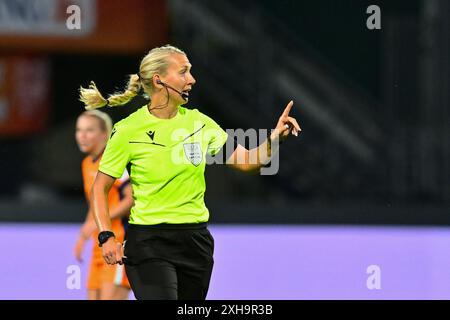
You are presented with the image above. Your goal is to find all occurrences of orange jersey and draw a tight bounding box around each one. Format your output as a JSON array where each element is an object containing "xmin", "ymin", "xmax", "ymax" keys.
[
  {"xmin": 81, "ymin": 154, "xmax": 129, "ymax": 260},
  {"xmin": 81, "ymin": 153, "xmax": 129, "ymax": 213},
  {"xmin": 82, "ymin": 153, "xmax": 131, "ymax": 289}
]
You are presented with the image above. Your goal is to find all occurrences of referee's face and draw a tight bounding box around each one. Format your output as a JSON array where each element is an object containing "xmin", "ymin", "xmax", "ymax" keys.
[{"xmin": 162, "ymin": 53, "xmax": 196, "ymax": 105}]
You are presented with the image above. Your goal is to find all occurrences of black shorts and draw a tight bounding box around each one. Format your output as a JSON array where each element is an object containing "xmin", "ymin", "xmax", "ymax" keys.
[{"xmin": 123, "ymin": 222, "xmax": 214, "ymax": 300}]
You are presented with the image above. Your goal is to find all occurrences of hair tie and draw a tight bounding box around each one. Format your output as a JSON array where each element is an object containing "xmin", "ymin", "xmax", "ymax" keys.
[{"xmin": 105, "ymin": 99, "xmax": 110, "ymax": 107}]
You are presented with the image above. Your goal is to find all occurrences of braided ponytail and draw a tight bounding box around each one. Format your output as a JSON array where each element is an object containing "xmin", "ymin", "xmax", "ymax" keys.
[{"xmin": 79, "ymin": 74, "xmax": 141, "ymax": 110}]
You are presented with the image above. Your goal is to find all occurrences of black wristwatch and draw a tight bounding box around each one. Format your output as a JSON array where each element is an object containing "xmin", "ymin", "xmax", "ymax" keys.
[{"xmin": 98, "ymin": 231, "xmax": 115, "ymax": 247}]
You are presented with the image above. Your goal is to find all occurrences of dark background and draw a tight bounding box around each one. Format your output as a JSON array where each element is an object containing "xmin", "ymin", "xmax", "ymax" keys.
[{"xmin": 0, "ymin": 0, "xmax": 448, "ymax": 225}]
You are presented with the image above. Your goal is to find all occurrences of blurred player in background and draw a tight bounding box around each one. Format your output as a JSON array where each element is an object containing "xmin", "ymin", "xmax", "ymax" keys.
[{"xmin": 74, "ymin": 110, "xmax": 133, "ymax": 300}]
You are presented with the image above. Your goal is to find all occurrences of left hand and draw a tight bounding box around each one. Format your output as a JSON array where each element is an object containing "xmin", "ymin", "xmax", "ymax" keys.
[
  {"xmin": 271, "ymin": 100, "xmax": 301, "ymax": 142},
  {"xmin": 80, "ymin": 220, "xmax": 97, "ymax": 240},
  {"xmin": 74, "ymin": 237, "xmax": 86, "ymax": 263}
]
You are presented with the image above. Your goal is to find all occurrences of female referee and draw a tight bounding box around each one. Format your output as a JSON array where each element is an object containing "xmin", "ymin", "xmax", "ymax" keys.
[{"xmin": 79, "ymin": 45, "xmax": 301, "ymax": 300}]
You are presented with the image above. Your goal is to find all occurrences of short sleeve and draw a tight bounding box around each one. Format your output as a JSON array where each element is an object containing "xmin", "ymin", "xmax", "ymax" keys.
[
  {"xmin": 99, "ymin": 124, "xmax": 130, "ymax": 179},
  {"xmin": 202, "ymin": 114, "xmax": 228, "ymax": 156}
]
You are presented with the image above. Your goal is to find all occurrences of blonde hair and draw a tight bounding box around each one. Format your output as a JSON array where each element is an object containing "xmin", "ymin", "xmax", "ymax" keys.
[
  {"xmin": 79, "ymin": 45, "xmax": 186, "ymax": 110},
  {"xmin": 79, "ymin": 110, "xmax": 113, "ymax": 137}
]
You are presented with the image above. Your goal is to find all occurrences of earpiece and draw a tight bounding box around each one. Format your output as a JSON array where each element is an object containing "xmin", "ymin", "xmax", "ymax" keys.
[{"xmin": 156, "ymin": 79, "xmax": 162, "ymax": 84}]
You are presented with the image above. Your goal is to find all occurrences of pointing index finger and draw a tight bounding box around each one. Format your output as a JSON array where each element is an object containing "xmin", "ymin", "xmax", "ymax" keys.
[{"xmin": 282, "ymin": 100, "xmax": 294, "ymax": 117}]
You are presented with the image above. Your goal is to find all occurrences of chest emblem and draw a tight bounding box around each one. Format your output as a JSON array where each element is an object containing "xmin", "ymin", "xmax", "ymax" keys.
[{"xmin": 183, "ymin": 142, "xmax": 202, "ymax": 166}]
